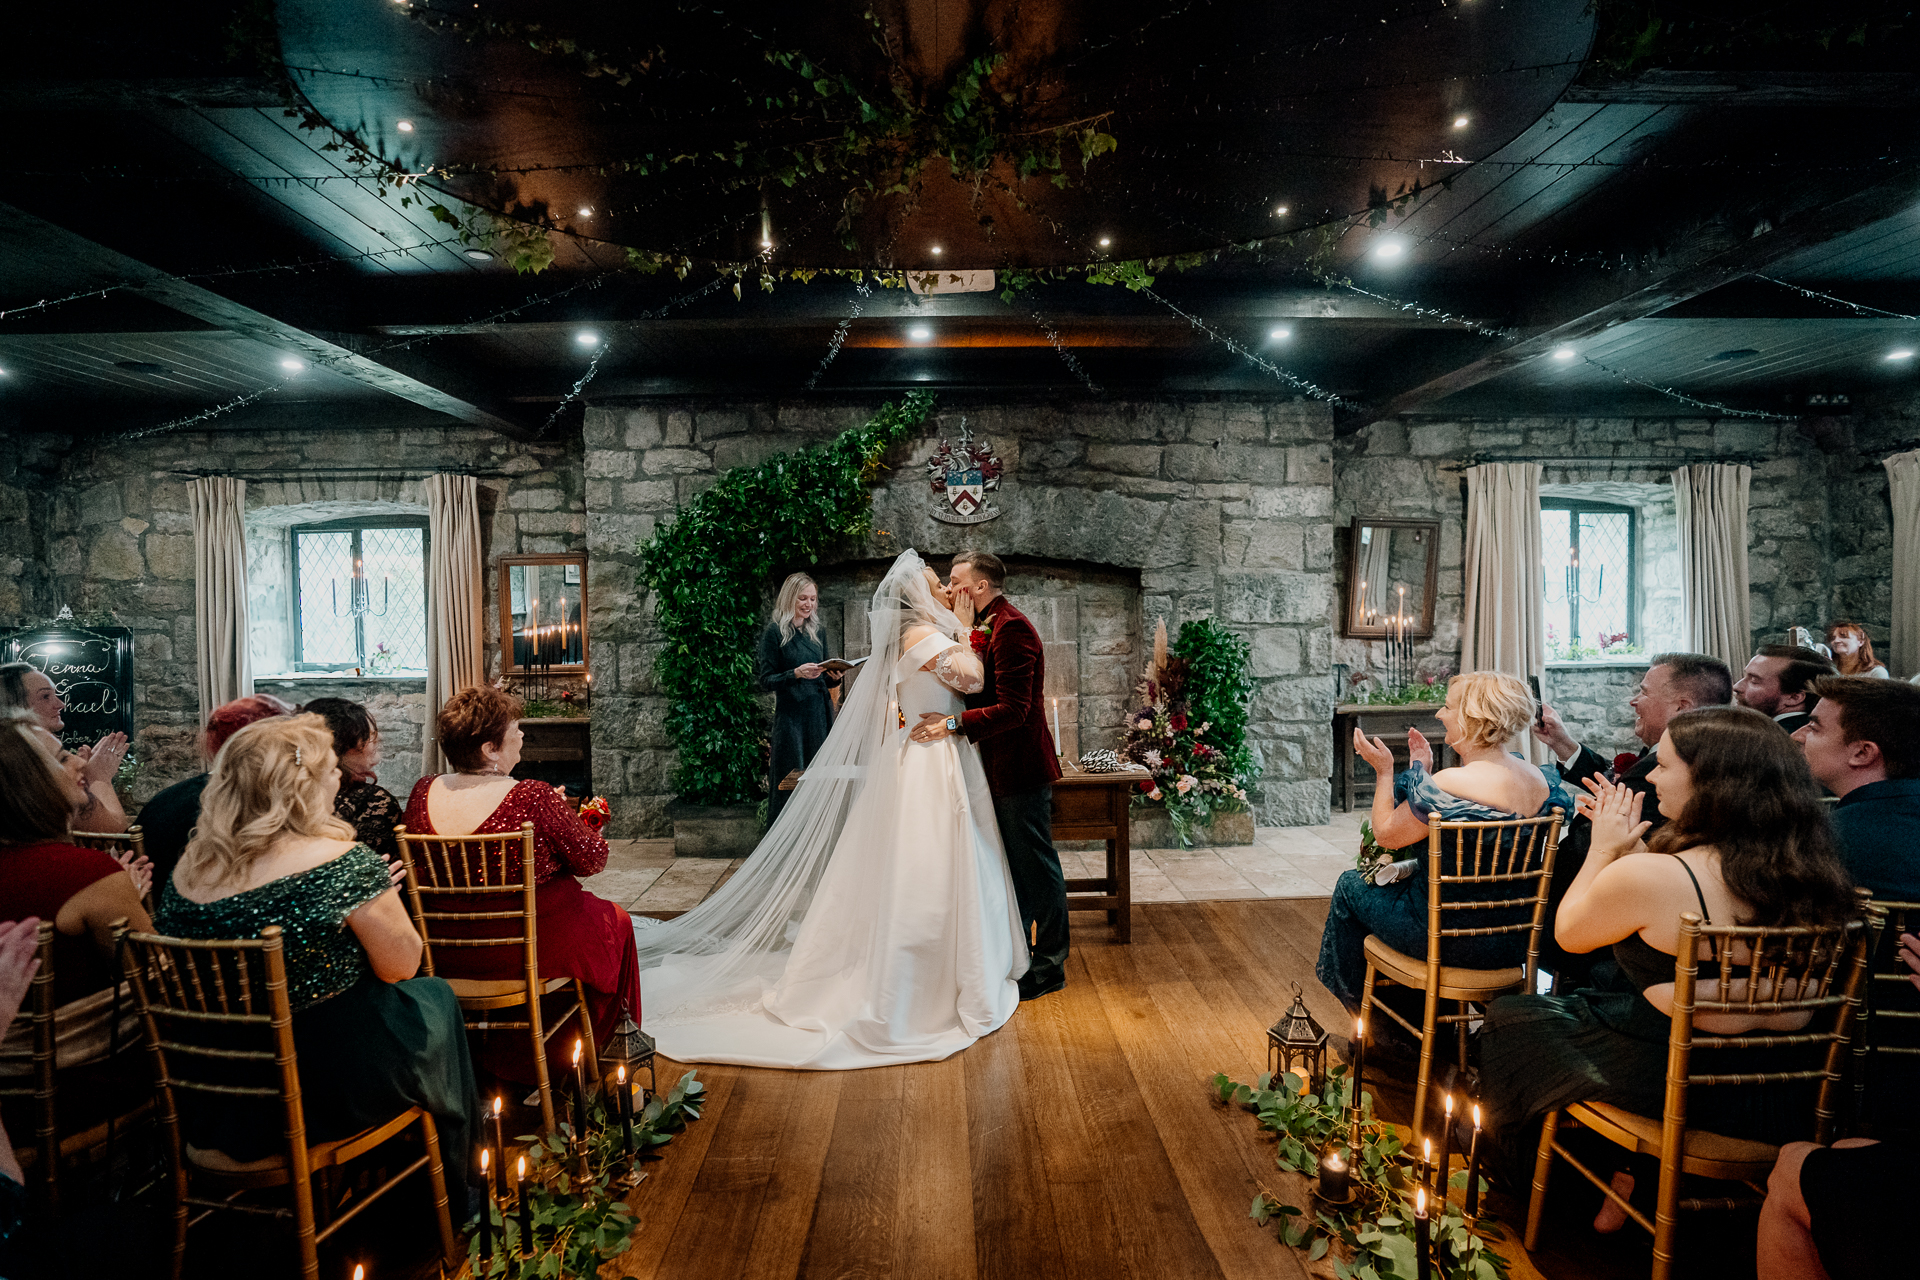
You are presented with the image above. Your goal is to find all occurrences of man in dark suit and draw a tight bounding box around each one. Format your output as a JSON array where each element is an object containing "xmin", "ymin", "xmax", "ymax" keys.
[
  {"xmin": 1530, "ymin": 651, "xmax": 1732, "ymax": 983},
  {"xmin": 1794, "ymin": 676, "xmax": 1920, "ymax": 900},
  {"xmin": 1735, "ymin": 645, "xmax": 1837, "ymax": 736},
  {"xmin": 909, "ymin": 551, "xmax": 1068, "ymax": 1000}
]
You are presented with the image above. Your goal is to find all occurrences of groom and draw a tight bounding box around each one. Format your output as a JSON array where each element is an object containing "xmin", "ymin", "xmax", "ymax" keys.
[{"xmin": 911, "ymin": 551, "xmax": 1069, "ymax": 1000}]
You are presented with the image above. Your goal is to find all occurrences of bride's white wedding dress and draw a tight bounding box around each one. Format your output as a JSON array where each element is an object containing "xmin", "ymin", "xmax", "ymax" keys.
[{"xmin": 633, "ymin": 552, "xmax": 1029, "ymax": 1070}]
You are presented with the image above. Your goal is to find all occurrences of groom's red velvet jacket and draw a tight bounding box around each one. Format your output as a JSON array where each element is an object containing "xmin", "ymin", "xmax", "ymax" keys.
[{"xmin": 959, "ymin": 595, "xmax": 1063, "ymax": 798}]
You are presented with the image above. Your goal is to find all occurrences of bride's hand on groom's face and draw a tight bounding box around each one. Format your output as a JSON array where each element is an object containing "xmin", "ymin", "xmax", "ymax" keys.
[{"xmin": 950, "ymin": 584, "xmax": 975, "ymax": 627}]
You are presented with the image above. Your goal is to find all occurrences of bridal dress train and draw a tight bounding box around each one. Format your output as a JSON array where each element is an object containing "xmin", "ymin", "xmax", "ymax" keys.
[{"xmin": 633, "ymin": 551, "xmax": 1029, "ymax": 1070}]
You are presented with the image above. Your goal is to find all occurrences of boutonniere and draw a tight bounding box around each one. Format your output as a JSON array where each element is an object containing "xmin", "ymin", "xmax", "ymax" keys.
[{"xmin": 969, "ymin": 617, "xmax": 994, "ymax": 653}]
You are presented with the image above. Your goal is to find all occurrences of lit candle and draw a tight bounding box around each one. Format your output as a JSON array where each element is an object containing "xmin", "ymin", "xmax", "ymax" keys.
[
  {"xmin": 516, "ymin": 1155, "xmax": 531, "ymax": 1253},
  {"xmin": 1436, "ymin": 1092, "xmax": 1453, "ymax": 1204},
  {"xmin": 1349, "ymin": 1016, "xmax": 1366, "ymax": 1113},
  {"xmin": 617, "ymin": 1063, "xmax": 633, "ymax": 1155},
  {"xmin": 571, "ymin": 1038, "xmax": 590, "ymax": 1140},
  {"xmin": 1422, "ymin": 1136, "xmax": 1433, "ymax": 1194},
  {"xmin": 1415, "ymin": 1187, "xmax": 1432, "ymax": 1280},
  {"xmin": 1464, "ymin": 1103, "xmax": 1484, "ymax": 1218},
  {"xmin": 491, "ymin": 1095, "xmax": 505, "ymax": 1198},
  {"xmin": 479, "ymin": 1148, "xmax": 493, "ymax": 1264},
  {"xmin": 1317, "ymin": 1144, "xmax": 1350, "ymax": 1203},
  {"xmin": 1052, "ymin": 697, "xmax": 1062, "ymax": 756},
  {"xmin": 354, "ymin": 1268, "xmax": 364, "ymax": 1280}
]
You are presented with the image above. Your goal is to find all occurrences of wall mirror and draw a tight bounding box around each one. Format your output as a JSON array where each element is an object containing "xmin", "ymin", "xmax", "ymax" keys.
[
  {"xmin": 499, "ymin": 553, "xmax": 588, "ymax": 672},
  {"xmin": 1344, "ymin": 518, "xmax": 1439, "ymax": 639}
]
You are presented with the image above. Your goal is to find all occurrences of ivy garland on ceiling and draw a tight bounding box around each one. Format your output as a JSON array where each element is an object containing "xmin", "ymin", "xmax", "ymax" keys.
[{"xmin": 637, "ymin": 391, "xmax": 936, "ymax": 806}]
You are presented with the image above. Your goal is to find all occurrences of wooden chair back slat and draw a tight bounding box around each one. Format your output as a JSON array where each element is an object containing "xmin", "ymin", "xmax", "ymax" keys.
[{"xmin": 67, "ymin": 825, "xmax": 145, "ymax": 860}]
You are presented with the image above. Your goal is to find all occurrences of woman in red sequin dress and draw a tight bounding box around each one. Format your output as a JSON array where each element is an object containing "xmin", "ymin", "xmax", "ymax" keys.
[{"xmin": 403, "ymin": 686, "xmax": 640, "ymax": 1085}]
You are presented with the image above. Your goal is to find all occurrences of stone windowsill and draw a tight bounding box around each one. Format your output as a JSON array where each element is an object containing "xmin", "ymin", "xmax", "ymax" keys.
[
  {"xmin": 255, "ymin": 674, "xmax": 428, "ymax": 683},
  {"xmin": 1544, "ymin": 659, "xmax": 1649, "ymax": 671}
]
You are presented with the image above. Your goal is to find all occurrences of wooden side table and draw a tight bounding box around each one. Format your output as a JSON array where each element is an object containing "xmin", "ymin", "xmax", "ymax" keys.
[{"xmin": 1332, "ymin": 703, "xmax": 1452, "ymax": 812}]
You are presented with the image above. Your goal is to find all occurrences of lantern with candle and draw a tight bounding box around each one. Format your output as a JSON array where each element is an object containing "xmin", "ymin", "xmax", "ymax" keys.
[{"xmin": 1266, "ymin": 982, "xmax": 1329, "ymax": 1090}]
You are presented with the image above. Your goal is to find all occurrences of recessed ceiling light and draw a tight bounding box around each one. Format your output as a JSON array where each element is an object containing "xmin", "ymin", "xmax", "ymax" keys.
[
  {"xmin": 577, "ymin": 206, "xmax": 592, "ymax": 217},
  {"xmin": 760, "ymin": 239, "xmax": 772, "ymax": 250},
  {"xmin": 1888, "ymin": 348, "xmax": 1916, "ymax": 361},
  {"xmin": 1098, "ymin": 237, "xmax": 1111, "ymax": 247},
  {"xmin": 397, "ymin": 120, "xmax": 414, "ymax": 132},
  {"xmin": 1453, "ymin": 115, "xmax": 1469, "ymax": 129},
  {"xmin": 576, "ymin": 332, "xmax": 599, "ymax": 346},
  {"xmin": 1373, "ymin": 237, "xmax": 1406, "ymax": 261},
  {"xmin": 1552, "ymin": 346, "xmax": 1577, "ymax": 361},
  {"xmin": 280, "ymin": 358, "xmax": 304, "ymax": 371},
  {"xmin": 930, "ymin": 245, "xmax": 943, "ymax": 256},
  {"xmin": 1275, "ymin": 204, "xmax": 1290, "ymax": 216},
  {"xmin": 463, "ymin": 248, "xmax": 494, "ymax": 261},
  {"xmin": 1270, "ymin": 327, "xmax": 1292, "ymax": 340},
  {"xmin": 909, "ymin": 326, "xmax": 932, "ymax": 342}
]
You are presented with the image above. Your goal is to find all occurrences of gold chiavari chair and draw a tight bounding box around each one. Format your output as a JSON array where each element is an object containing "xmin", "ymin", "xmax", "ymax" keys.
[
  {"xmin": 1525, "ymin": 907, "xmax": 1877, "ymax": 1280},
  {"xmin": 1853, "ymin": 897, "xmax": 1920, "ymax": 1133},
  {"xmin": 1359, "ymin": 809, "xmax": 1565, "ymax": 1138},
  {"xmin": 67, "ymin": 824, "xmax": 145, "ymax": 861},
  {"xmin": 396, "ymin": 822, "xmax": 599, "ymax": 1137},
  {"xmin": 0, "ymin": 923, "xmax": 58, "ymax": 1214},
  {"xmin": 119, "ymin": 922, "xmax": 457, "ymax": 1280}
]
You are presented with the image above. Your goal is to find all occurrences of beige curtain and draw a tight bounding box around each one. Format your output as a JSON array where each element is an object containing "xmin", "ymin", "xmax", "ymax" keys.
[
  {"xmin": 1672, "ymin": 464, "xmax": 1753, "ymax": 672},
  {"xmin": 1461, "ymin": 463, "xmax": 1546, "ymax": 758},
  {"xmin": 189, "ymin": 477, "xmax": 251, "ymax": 724},
  {"xmin": 423, "ymin": 474, "xmax": 486, "ymax": 774},
  {"xmin": 1886, "ymin": 450, "xmax": 1920, "ymax": 678}
]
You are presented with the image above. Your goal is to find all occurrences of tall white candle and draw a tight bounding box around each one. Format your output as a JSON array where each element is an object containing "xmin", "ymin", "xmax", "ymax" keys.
[{"xmin": 1052, "ymin": 697, "xmax": 1062, "ymax": 754}]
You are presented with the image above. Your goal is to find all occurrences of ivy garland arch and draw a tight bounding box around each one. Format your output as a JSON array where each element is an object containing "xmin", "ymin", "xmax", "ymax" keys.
[{"xmin": 637, "ymin": 391, "xmax": 937, "ymax": 805}]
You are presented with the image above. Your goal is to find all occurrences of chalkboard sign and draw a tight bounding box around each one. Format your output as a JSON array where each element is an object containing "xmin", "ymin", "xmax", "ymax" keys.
[{"xmin": 1, "ymin": 625, "xmax": 136, "ymax": 751}]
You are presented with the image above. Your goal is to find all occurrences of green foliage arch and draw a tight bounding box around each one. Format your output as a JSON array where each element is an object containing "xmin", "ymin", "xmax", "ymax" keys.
[{"xmin": 637, "ymin": 392, "xmax": 937, "ymax": 805}]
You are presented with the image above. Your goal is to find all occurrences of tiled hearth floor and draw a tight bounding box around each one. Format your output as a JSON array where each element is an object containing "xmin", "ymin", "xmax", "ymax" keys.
[{"xmin": 583, "ymin": 810, "xmax": 1366, "ymax": 914}]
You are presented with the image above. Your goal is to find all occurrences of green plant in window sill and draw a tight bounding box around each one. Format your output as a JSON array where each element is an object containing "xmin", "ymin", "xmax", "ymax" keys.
[{"xmin": 1212, "ymin": 1070, "xmax": 1509, "ymax": 1280}]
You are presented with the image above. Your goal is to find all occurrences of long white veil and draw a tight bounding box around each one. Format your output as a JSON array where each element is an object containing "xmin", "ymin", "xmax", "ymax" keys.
[{"xmin": 635, "ymin": 548, "xmax": 966, "ymax": 1024}]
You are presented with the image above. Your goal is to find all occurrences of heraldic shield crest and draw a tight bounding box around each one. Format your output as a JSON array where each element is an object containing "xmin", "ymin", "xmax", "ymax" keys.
[{"xmin": 925, "ymin": 418, "xmax": 1003, "ymax": 525}]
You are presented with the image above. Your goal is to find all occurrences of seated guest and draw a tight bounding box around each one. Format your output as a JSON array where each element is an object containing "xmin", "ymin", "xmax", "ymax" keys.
[
  {"xmin": 301, "ymin": 697, "xmax": 402, "ymax": 859},
  {"xmin": 403, "ymin": 687, "xmax": 641, "ymax": 1083},
  {"xmin": 0, "ymin": 714, "xmax": 153, "ymax": 1006},
  {"xmin": 1478, "ymin": 707, "xmax": 1859, "ymax": 1192},
  {"xmin": 1531, "ymin": 653, "xmax": 1731, "ymax": 983},
  {"xmin": 1793, "ymin": 676, "xmax": 1920, "ymax": 898},
  {"xmin": 1824, "ymin": 620, "xmax": 1888, "ymax": 678},
  {"xmin": 137, "ymin": 695, "xmax": 292, "ymax": 884},
  {"xmin": 1735, "ymin": 644, "xmax": 1837, "ymax": 736},
  {"xmin": 0, "ymin": 917, "xmax": 41, "ymax": 1275},
  {"xmin": 155, "ymin": 715, "xmax": 478, "ymax": 1174},
  {"xmin": 1760, "ymin": 1137, "xmax": 1898, "ymax": 1280},
  {"xmin": 0, "ymin": 662, "xmax": 130, "ymax": 834},
  {"xmin": 1317, "ymin": 672, "xmax": 1573, "ymax": 1015}
]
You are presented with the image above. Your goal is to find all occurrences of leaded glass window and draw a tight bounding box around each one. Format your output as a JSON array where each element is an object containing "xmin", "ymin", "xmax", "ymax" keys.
[
  {"xmin": 1541, "ymin": 501, "xmax": 1636, "ymax": 661},
  {"xmin": 291, "ymin": 518, "xmax": 429, "ymax": 672}
]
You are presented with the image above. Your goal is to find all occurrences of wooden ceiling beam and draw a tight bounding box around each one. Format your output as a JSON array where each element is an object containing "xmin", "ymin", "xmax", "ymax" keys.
[
  {"xmin": 1339, "ymin": 165, "xmax": 1920, "ymax": 431},
  {"xmin": 0, "ymin": 201, "xmax": 539, "ymax": 441}
]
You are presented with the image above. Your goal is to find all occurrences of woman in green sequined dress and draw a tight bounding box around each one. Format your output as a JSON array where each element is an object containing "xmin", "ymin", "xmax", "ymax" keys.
[{"xmin": 153, "ymin": 714, "xmax": 480, "ymax": 1172}]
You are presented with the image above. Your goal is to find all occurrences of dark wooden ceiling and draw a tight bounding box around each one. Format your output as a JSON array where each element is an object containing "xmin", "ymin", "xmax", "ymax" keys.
[{"xmin": 1, "ymin": 2, "xmax": 1917, "ymax": 440}]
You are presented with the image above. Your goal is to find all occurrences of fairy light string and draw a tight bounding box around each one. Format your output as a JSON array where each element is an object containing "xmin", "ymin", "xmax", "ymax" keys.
[
  {"xmin": 1030, "ymin": 306, "xmax": 1103, "ymax": 393},
  {"xmin": 805, "ymin": 281, "xmax": 871, "ymax": 392},
  {"xmin": 1754, "ymin": 275, "xmax": 1918, "ymax": 320},
  {"xmin": 1142, "ymin": 287, "xmax": 1360, "ymax": 408},
  {"xmin": 1580, "ymin": 355, "xmax": 1797, "ymax": 422}
]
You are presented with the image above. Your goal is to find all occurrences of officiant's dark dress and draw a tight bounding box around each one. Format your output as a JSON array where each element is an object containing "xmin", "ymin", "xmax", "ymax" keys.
[{"xmin": 758, "ymin": 622, "xmax": 840, "ymax": 824}]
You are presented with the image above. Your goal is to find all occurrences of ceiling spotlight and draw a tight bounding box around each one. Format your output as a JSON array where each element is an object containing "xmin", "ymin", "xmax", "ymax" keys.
[
  {"xmin": 909, "ymin": 325, "xmax": 932, "ymax": 342},
  {"xmin": 1372, "ymin": 237, "xmax": 1407, "ymax": 261},
  {"xmin": 1888, "ymin": 348, "xmax": 1916, "ymax": 361},
  {"xmin": 1270, "ymin": 327, "xmax": 1292, "ymax": 340},
  {"xmin": 1453, "ymin": 115, "xmax": 1470, "ymax": 129},
  {"xmin": 1552, "ymin": 346, "xmax": 1578, "ymax": 361},
  {"xmin": 576, "ymin": 332, "xmax": 599, "ymax": 347},
  {"xmin": 577, "ymin": 206, "xmax": 592, "ymax": 217},
  {"xmin": 1098, "ymin": 236, "xmax": 1112, "ymax": 247},
  {"xmin": 760, "ymin": 239, "xmax": 773, "ymax": 250},
  {"xmin": 463, "ymin": 248, "xmax": 494, "ymax": 261},
  {"xmin": 930, "ymin": 245, "xmax": 943, "ymax": 256},
  {"xmin": 397, "ymin": 120, "xmax": 414, "ymax": 132},
  {"xmin": 280, "ymin": 358, "xmax": 304, "ymax": 371},
  {"xmin": 1275, "ymin": 204, "xmax": 1290, "ymax": 216}
]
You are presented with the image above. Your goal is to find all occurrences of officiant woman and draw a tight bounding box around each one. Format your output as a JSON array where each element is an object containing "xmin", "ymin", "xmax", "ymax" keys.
[{"xmin": 758, "ymin": 572, "xmax": 842, "ymax": 825}]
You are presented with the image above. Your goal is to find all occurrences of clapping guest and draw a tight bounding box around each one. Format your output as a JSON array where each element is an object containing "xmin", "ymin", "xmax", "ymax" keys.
[
  {"xmin": 404, "ymin": 686, "xmax": 641, "ymax": 1084},
  {"xmin": 137, "ymin": 695, "xmax": 293, "ymax": 884},
  {"xmin": 155, "ymin": 715, "xmax": 478, "ymax": 1173},
  {"xmin": 757, "ymin": 572, "xmax": 842, "ymax": 826},
  {"xmin": 1824, "ymin": 621, "xmax": 1888, "ymax": 678},
  {"xmin": 301, "ymin": 697, "xmax": 402, "ymax": 859},
  {"xmin": 0, "ymin": 714, "xmax": 153, "ymax": 1006},
  {"xmin": 0, "ymin": 661, "xmax": 129, "ymax": 833}
]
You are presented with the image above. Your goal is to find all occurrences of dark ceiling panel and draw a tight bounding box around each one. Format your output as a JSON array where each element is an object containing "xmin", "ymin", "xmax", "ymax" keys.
[{"xmin": 0, "ymin": 331, "xmax": 398, "ymax": 404}]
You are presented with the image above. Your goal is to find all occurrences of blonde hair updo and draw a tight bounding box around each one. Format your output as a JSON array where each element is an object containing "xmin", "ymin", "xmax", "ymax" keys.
[
  {"xmin": 179, "ymin": 713, "xmax": 352, "ymax": 891},
  {"xmin": 1446, "ymin": 671, "xmax": 1537, "ymax": 750}
]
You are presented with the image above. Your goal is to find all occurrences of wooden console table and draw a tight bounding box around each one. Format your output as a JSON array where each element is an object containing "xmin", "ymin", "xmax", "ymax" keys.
[
  {"xmin": 780, "ymin": 764, "xmax": 1138, "ymax": 943},
  {"xmin": 1332, "ymin": 702, "xmax": 1453, "ymax": 813}
]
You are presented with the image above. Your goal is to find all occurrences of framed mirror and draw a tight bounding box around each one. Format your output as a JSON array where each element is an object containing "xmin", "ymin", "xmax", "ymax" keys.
[
  {"xmin": 498, "ymin": 554, "xmax": 588, "ymax": 672},
  {"xmin": 1344, "ymin": 518, "xmax": 1439, "ymax": 639}
]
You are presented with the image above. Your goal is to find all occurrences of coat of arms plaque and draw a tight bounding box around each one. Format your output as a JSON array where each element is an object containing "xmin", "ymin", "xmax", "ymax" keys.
[{"xmin": 925, "ymin": 418, "xmax": 1003, "ymax": 525}]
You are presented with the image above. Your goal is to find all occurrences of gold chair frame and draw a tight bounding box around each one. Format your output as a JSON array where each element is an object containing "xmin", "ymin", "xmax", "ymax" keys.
[
  {"xmin": 1853, "ymin": 897, "xmax": 1920, "ymax": 1130},
  {"xmin": 1359, "ymin": 808, "xmax": 1564, "ymax": 1139},
  {"xmin": 68, "ymin": 824, "xmax": 145, "ymax": 861},
  {"xmin": 396, "ymin": 822, "xmax": 599, "ymax": 1137},
  {"xmin": 1524, "ymin": 908, "xmax": 1877, "ymax": 1280},
  {"xmin": 119, "ymin": 923, "xmax": 458, "ymax": 1280}
]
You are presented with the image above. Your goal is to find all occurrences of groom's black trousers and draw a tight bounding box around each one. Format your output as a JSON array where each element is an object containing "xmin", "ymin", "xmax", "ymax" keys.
[{"xmin": 993, "ymin": 785, "xmax": 1069, "ymax": 989}]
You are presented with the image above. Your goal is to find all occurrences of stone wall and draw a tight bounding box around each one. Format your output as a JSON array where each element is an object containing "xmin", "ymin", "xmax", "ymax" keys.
[
  {"xmin": 1541, "ymin": 663, "xmax": 1647, "ymax": 759},
  {"xmin": 583, "ymin": 398, "xmax": 1338, "ymax": 836},
  {"xmin": 254, "ymin": 675, "xmax": 429, "ymax": 796}
]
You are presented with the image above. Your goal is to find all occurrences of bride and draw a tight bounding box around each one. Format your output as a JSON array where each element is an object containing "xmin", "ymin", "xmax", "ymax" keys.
[{"xmin": 633, "ymin": 549, "xmax": 1030, "ymax": 1069}]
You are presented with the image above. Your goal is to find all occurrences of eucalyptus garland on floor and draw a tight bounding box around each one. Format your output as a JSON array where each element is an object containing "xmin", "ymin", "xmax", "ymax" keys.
[
  {"xmin": 637, "ymin": 392, "xmax": 936, "ymax": 805},
  {"xmin": 1213, "ymin": 1070, "xmax": 1508, "ymax": 1280}
]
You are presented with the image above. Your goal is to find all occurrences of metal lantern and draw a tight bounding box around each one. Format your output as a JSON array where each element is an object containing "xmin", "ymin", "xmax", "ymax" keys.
[
  {"xmin": 1267, "ymin": 982, "xmax": 1329, "ymax": 1088},
  {"xmin": 601, "ymin": 1004, "xmax": 657, "ymax": 1100}
]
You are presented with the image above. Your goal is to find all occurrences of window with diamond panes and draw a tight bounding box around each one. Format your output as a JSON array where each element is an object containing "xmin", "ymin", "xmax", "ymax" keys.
[
  {"xmin": 292, "ymin": 519, "xmax": 429, "ymax": 673},
  {"xmin": 1540, "ymin": 501, "xmax": 1635, "ymax": 661}
]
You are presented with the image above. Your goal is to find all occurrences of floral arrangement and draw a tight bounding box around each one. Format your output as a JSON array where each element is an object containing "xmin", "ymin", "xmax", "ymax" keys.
[
  {"xmin": 1121, "ymin": 619, "xmax": 1255, "ymax": 847},
  {"xmin": 578, "ymin": 796, "xmax": 611, "ymax": 833},
  {"xmin": 1348, "ymin": 669, "xmax": 1450, "ymax": 706},
  {"xmin": 368, "ymin": 642, "xmax": 397, "ymax": 674}
]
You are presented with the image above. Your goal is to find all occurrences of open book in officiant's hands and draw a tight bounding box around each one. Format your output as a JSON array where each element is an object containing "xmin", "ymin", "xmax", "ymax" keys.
[{"xmin": 820, "ymin": 656, "xmax": 869, "ymax": 673}]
